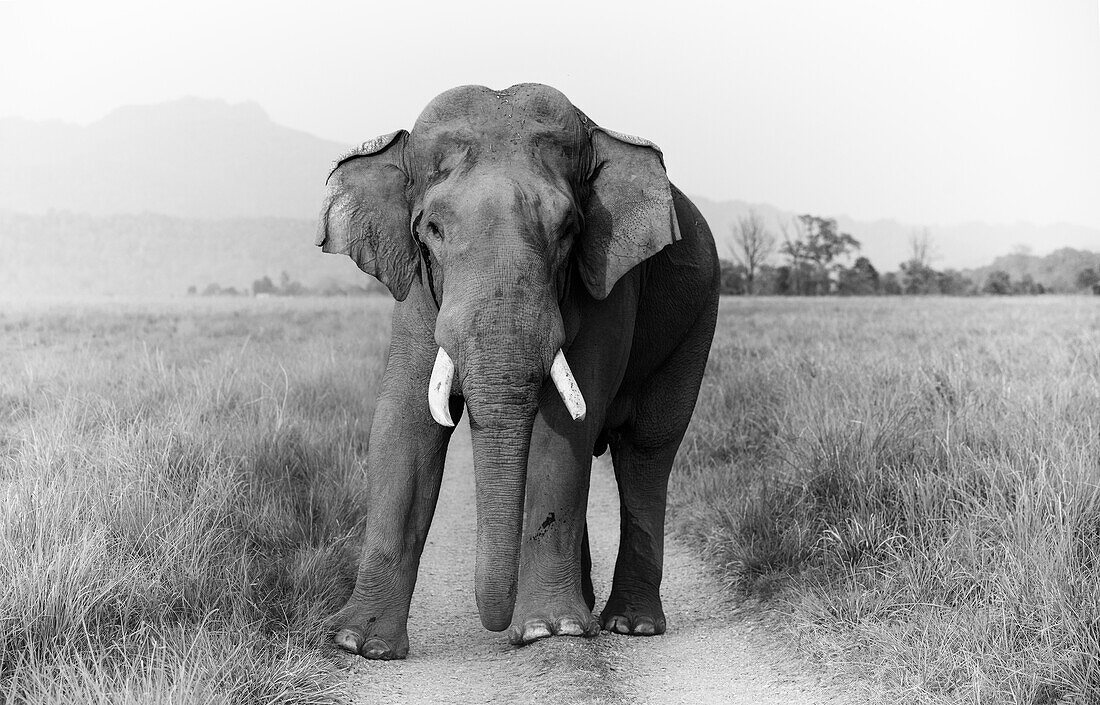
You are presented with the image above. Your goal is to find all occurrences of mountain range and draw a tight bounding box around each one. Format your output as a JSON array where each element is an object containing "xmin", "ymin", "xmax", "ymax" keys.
[
  {"xmin": 2, "ymin": 97, "xmax": 1098, "ymax": 298},
  {"xmin": 0, "ymin": 98, "xmax": 339, "ymax": 219}
]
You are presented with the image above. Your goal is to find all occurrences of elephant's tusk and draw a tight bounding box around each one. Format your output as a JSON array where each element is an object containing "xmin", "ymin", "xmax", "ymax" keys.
[
  {"xmin": 428, "ymin": 347, "xmax": 456, "ymax": 427},
  {"xmin": 550, "ymin": 350, "xmax": 586, "ymax": 422}
]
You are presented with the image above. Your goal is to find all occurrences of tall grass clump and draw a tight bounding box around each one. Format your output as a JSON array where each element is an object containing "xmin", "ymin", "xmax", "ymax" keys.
[
  {"xmin": 0, "ymin": 297, "xmax": 392, "ymax": 704},
  {"xmin": 672, "ymin": 297, "xmax": 1100, "ymax": 704}
]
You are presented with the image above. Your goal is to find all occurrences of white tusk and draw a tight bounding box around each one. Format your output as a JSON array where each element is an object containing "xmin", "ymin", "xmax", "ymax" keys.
[
  {"xmin": 428, "ymin": 347, "xmax": 456, "ymax": 427},
  {"xmin": 550, "ymin": 350, "xmax": 586, "ymax": 422}
]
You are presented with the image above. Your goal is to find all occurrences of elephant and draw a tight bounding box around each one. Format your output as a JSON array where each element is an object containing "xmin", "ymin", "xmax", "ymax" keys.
[{"xmin": 316, "ymin": 83, "xmax": 719, "ymax": 659}]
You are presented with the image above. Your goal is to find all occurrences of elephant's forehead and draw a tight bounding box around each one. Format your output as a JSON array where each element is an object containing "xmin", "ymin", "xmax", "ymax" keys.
[{"xmin": 409, "ymin": 84, "xmax": 588, "ymax": 167}]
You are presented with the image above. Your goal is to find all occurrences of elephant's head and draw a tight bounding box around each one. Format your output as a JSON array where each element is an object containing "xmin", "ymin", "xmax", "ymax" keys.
[{"xmin": 317, "ymin": 84, "xmax": 679, "ymax": 631}]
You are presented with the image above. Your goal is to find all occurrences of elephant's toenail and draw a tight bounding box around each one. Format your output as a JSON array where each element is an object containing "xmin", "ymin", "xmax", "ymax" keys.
[
  {"xmin": 334, "ymin": 629, "xmax": 362, "ymax": 653},
  {"xmin": 608, "ymin": 616, "xmax": 630, "ymax": 634},
  {"xmin": 633, "ymin": 620, "xmax": 656, "ymax": 636},
  {"xmin": 363, "ymin": 637, "xmax": 391, "ymax": 658},
  {"xmin": 523, "ymin": 623, "xmax": 552, "ymax": 642},
  {"xmin": 557, "ymin": 619, "xmax": 584, "ymax": 636}
]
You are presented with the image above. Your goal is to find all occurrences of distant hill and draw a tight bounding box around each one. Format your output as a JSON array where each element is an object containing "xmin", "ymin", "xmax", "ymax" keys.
[
  {"xmin": 0, "ymin": 98, "xmax": 344, "ymax": 219},
  {"xmin": 0, "ymin": 211, "xmax": 365, "ymax": 299}
]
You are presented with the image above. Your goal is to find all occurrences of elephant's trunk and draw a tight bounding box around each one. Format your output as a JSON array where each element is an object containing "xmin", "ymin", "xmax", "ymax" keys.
[
  {"xmin": 461, "ymin": 354, "xmax": 543, "ymax": 631},
  {"xmin": 435, "ymin": 346, "xmax": 585, "ymax": 630}
]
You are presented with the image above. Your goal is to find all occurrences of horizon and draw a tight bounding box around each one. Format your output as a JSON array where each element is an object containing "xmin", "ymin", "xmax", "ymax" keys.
[{"xmin": 3, "ymin": 1, "xmax": 1099, "ymax": 233}]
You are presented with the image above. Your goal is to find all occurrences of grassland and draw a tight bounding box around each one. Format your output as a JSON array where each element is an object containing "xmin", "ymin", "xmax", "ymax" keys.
[
  {"xmin": 674, "ymin": 296, "xmax": 1100, "ymax": 704},
  {"xmin": 0, "ymin": 298, "xmax": 390, "ymax": 704},
  {"xmin": 1, "ymin": 295, "xmax": 1098, "ymax": 703}
]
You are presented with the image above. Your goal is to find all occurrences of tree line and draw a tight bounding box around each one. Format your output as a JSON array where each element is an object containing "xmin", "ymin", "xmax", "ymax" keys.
[
  {"xmin": 723, "ymin": 210, "xmax": 1100, "ymax": 296},
  {"xmin": 188, "ymin": 271, "xmax": 386, "ymax": 297}
]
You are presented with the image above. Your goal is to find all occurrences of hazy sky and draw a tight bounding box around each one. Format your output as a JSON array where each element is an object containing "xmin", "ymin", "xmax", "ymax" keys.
[{"xmin": 3, "ymin": 1, "xmax": 1099, "ymax": 229}]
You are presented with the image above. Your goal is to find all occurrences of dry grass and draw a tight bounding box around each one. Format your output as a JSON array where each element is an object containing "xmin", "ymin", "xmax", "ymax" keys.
[
  {"xmin": 3, "ymin": 295, "xmax": 1098, "ymax": 703},
  {"xmin": 673, "ymin": 296, "xmax": 1100, "ymax": 704},
  {"xmin": 0, "ymin": 297, "xmax": 392, "ymax": 704}
]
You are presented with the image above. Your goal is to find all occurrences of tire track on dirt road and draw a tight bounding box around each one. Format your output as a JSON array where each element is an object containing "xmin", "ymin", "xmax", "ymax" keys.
[{"xmin": 343, "ymin": 418, "xmax": 853, "ymax": 704}]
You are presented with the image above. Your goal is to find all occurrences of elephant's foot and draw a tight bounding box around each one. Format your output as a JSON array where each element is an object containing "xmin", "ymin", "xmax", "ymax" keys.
[
  {"xmin": 507, "ymin": 599, "xmax": 600, "ymax": 645},
  {"xmin": 600, "ymin": 590, "xmax": 666, "ymax": 636},
  {"xmin": 327, "ymin": 602, "xmax": 409, "ymax": 660}
]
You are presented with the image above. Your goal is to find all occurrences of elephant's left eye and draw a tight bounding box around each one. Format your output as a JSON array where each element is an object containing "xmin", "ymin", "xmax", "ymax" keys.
[{"xmin": 424, "ymin": 220, "xmax": 444, "ymax": 241}]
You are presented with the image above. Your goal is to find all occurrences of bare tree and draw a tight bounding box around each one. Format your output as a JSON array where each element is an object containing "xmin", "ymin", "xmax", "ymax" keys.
[
  {"xmin": 779, "ymin": 216, "xmax": 815, "ymax": 295},
  {"xmin": 901, "ymin": 227, "xmax": 940, "ymax": 295},
  {"xmin": 908, "ymin": 227, "xmax": 938, "ymax": 268},
  {"xmin": 731, "ymin": 209, "xmax": 776, "ymax": 294}
]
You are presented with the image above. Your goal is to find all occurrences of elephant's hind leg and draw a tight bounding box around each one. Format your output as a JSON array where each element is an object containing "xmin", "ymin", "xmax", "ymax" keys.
[
  {"xmin": 601, "ymin": 306, "xmax": 717, "ymax": 636},
  {"xmin": 602, "ymin": 436, "xmax": 677, "ymax": 635}
]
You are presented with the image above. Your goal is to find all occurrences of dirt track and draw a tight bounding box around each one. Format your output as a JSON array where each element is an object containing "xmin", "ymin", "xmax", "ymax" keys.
[{"xmin": 343, "ymin": 418, "xmax": 853, "ymax": 704}]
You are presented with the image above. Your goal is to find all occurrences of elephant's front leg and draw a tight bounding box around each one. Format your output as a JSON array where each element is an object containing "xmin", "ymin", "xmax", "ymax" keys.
[
  {"xmin": 507, "ymin": 388, "xmax": 601, "ymax": 645},
  {"xmin": 331, "ymin": 337, "xmax": 454, "ymax": 660}
]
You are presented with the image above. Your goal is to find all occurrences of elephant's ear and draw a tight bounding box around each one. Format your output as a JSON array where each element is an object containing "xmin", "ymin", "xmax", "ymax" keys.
[
  {"xmin": 578, "ymin": 127, "xmax": 681, "ymax": 300},
  {"xmin": 316, "ymin": 130, "xmax": 418, "ymax": 301}
]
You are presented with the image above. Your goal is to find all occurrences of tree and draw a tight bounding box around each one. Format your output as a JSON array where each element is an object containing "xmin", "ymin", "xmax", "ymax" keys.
[
  {"xmin": 899, "ymin": 228, "xmax": 941, "ymax": 294},
  {"xmin": 880, "ymin": 272, "xmax": 902, "ymax": 295},
  {"xmin": 908, "ymin": 228, "xmax": 938, "ymax": 268},
  {"xmin": 278, "ymin": 270, "xmax": 306, "ymax": 296},
  {"xmin": 1076, "ymin": 267, "xmax": 1100, "ymax": 292},
  {"xmin": 838, "ymin": 256, "xmax": 879, "ymax": 295},
  {"xmin": 779, "ymin": 219, "xmax": 812, "ymax": 294},
  {"xmin": 754, "ymin": 264, "xmax": 782, "ymax": 295},
  {"xmin": 780, "ymin": 215, "xmax": 861, "ymax": 295},
  {"xmin": 730, "ymin": 209, "xmax": 776, "ymax": 295},
  {"xmin": 936, "ymin": 270, "xmax": 973, "ymax": 296},
  {"xmin": 900, "ymin": 260, "xmax": 940, "ymax": 294},
  {"xmin": 982, "ymin": 270, "xmax": 1012, "ymax": 295},
  {"xmin": 773, "ymin": 265, "xmax": 794, "ymax": 295},
  {"xmin": 252, "ymin": 275, "xmax": 276, "ymax": 296},
  {"xmin": 717, "ymin": 259, "xmax": 748, "ymax": 295}
]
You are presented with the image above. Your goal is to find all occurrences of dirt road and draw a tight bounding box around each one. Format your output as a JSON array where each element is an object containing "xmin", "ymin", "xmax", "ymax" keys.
[{"xmin": 343, "ymin": 419, "xmax": 853, "ymax": 704}]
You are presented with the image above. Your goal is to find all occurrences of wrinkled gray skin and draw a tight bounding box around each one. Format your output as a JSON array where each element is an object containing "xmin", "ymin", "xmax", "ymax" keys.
[{"xmin": 317, "ymin": 84, "xmax": 719, "ymax": 659}]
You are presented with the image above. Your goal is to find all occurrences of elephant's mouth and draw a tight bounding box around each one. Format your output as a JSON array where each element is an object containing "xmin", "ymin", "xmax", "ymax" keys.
[{"xmin": 426, "ymin": 347, "xmax": 586, "ymax": 428}]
